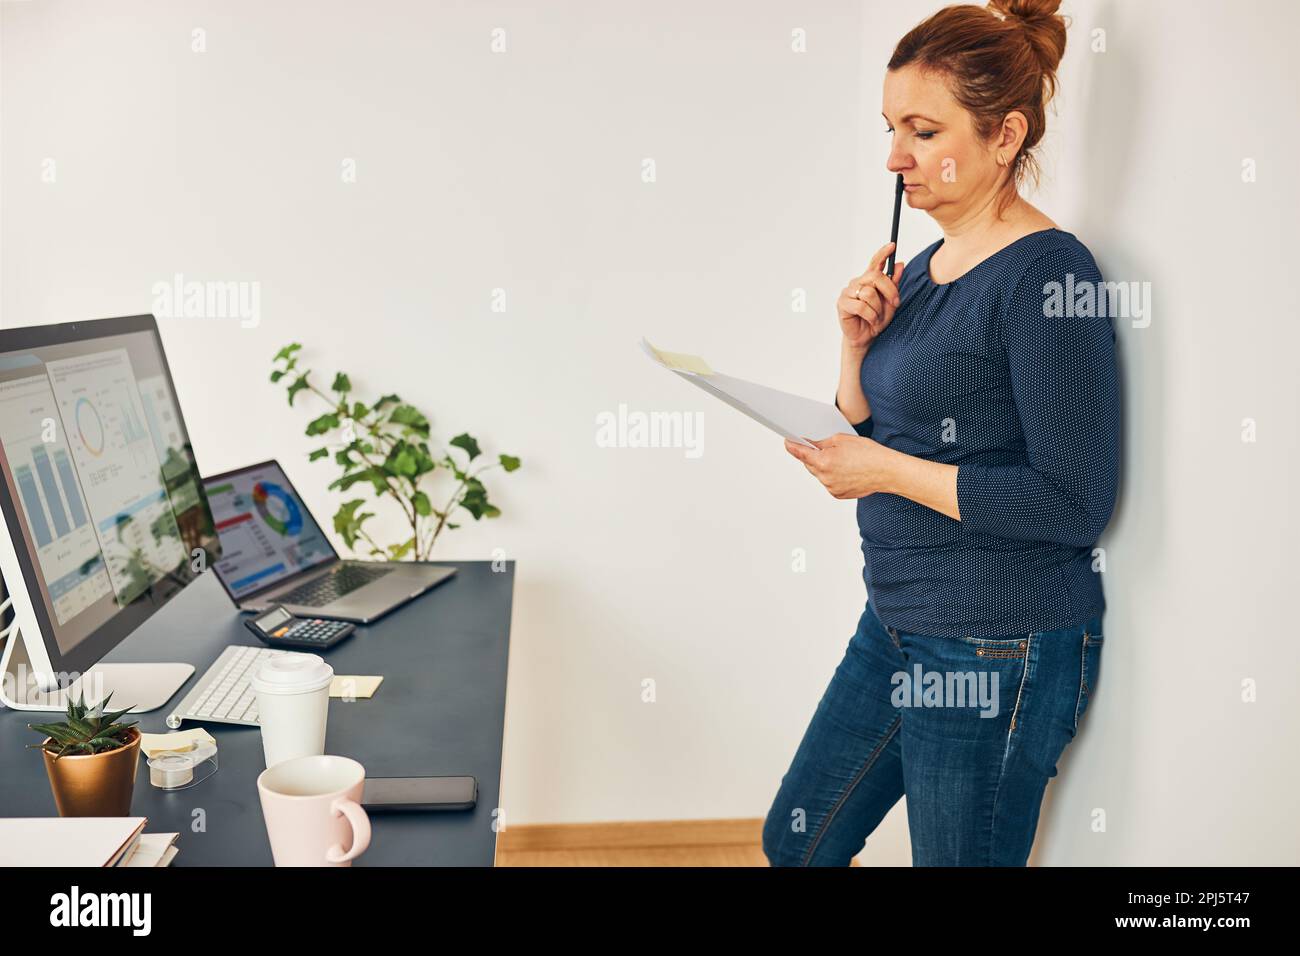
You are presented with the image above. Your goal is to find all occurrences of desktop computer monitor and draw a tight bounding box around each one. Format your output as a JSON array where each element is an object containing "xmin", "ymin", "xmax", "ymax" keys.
[{"xmin": 0, "ymin": 314, "xmax": 221, "ymax": 711}]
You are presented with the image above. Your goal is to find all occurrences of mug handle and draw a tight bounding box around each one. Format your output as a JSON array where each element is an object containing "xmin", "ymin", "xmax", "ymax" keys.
[{"xmin": 326, "ymin": 797, "xmax": 372, "ymax": 864}]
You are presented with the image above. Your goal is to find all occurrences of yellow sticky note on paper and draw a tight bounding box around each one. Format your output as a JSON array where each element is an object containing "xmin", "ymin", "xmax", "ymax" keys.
[
  {"xmin": 140, "ymin": 728, "xmax": 216, "ymax": 758},
  {"xmin": 643, "ymin": 339, "xmax": 714, "ymax": 376},
  {"xmin": 330, "ymin": 675, "xmax": 384, "ymax": 699}
]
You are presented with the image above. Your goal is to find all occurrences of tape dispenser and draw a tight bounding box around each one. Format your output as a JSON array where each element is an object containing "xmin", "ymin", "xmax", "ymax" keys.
[{"xmin": 146, "ymin": 736, "xmax": 219, "ymax": 791}]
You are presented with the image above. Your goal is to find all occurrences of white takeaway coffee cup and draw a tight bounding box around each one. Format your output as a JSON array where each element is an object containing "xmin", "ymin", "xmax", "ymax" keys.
[{"xmin": 250, "ymin": 653, "xmax": 334, "ymax": 769}]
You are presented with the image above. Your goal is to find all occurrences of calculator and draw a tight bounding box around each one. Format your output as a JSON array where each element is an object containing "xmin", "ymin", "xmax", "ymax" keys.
[{"xmin": 244, "ymin": 605, "xmax": 356, "ymax": 649}]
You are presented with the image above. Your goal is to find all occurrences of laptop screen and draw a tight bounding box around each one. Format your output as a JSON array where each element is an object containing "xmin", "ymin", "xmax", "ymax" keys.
[{"xmin": 203, "ymin": 462, "xmax": 335, "ymax": 599}]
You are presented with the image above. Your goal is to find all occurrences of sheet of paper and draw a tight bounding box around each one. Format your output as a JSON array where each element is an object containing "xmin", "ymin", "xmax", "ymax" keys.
[
  {"xmin": 140, "ymin": 728, "xmax": 216, "ymax": 758},
  {"xmin": 120, "ymin": 833, "xmax": 179, "ymax": 868},
  {"xmin": 330, "ymin": 675, "xmax": 384, "ymax": 699},
  {"xmin": 640, "ymin": 338, "xmax": 853, "ymax": 447}
]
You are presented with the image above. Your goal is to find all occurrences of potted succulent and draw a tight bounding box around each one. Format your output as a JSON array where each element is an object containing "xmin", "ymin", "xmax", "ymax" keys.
[{"xmin": 28, "ymin": 692, "xmax": 141, "ymax": 817}]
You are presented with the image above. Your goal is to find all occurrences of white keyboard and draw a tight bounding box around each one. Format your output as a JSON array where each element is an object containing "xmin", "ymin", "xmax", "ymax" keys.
[{"xmin": 166, "ymin": 645, "xmax": 306, "ymax": 729}]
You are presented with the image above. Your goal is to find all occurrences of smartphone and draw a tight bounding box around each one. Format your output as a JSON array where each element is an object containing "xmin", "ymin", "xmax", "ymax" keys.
[{"xmin": 361, "ymin": 775, "xmax": 477, "ymax": 812}]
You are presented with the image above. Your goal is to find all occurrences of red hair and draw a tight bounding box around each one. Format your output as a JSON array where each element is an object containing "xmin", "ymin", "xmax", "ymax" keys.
[{"xmin": 888, "ymin": 0, "xmax": 1069, "ymax": 215}]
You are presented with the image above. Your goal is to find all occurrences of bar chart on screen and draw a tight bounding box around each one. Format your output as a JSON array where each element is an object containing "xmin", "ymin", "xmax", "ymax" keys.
[{"xmin": 0, "ymin": 374, "xmax": 113, "ymax": 624}]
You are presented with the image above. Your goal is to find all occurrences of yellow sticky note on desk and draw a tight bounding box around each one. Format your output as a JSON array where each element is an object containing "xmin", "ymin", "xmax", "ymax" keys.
[
  {"xmin": 330, "ymin": 676, "xmax": 383, "ymax": 699},
  {"xmin": 140, "ymin": 728, "xmax": 216, "ymax": 758}
]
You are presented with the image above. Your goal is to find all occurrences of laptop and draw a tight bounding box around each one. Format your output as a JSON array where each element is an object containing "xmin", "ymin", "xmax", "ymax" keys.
[{"xmin": 202, "ymin": 460, "xmax": 456, "ymax": 623}]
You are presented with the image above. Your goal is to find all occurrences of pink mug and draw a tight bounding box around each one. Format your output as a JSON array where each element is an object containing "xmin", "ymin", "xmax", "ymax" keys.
[{"xmin": 256, "ymin": 754, "xmax": 371, "ymax": 866}]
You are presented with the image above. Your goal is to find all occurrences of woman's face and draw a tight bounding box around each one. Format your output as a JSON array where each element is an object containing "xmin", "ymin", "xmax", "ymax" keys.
[{"xmin": 881, "ymin": 64, "xmax": 1006, "ymax": 220}]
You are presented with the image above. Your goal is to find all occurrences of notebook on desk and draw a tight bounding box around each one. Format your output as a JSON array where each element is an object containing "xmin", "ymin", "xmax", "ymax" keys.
[{"xmin": 0, "ymin": 816, "xmax": 147, "ymax": 867}]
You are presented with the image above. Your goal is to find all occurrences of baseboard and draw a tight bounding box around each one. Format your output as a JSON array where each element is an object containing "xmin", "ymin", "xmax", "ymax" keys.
[
  {"xmin": 499, "ymin": 817, "xmax": 763, "ymax": 853},
  {"xmin": 494, "ymin": 817, "xmax": 862, "ymax": 866}
]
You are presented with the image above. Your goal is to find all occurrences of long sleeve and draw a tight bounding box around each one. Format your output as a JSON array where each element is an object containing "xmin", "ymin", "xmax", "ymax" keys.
[
  {"xmin": 835, "ymin": 394, "xmax": 874, "ymax": 438},
  {"xmin": 955, "ymin": 246, "xmax": 1120, "ymax": 547}
]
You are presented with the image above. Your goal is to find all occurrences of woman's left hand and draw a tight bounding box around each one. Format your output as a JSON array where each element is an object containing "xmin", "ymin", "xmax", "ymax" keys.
[{"xmin": 784, "ymin": 434, "xmax": 896, "ymax": 499}]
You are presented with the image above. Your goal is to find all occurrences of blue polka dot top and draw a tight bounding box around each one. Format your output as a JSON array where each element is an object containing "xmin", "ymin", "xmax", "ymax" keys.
[{"xmin": 843, "ymin": 227, "xmax": 1121, "ymax": 638}]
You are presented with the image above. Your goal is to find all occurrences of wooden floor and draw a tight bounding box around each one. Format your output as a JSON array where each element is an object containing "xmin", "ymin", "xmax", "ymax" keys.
[{"xmin": 496, "ymin": 818, "xmax": 860, "ymax": 867}]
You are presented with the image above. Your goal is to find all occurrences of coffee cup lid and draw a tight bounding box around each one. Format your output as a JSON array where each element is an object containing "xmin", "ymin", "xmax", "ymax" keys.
[{"xmin": 250, "ymin": 653, "xmax": 334, "ymax": 695}]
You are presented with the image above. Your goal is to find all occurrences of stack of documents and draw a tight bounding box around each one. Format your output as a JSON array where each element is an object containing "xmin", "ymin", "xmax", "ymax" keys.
[
  {"xmin": 118, "ymin": 832, "xmax": 179, "ymax": 868},
  {"xmin": 640, "ymin": 338, "xmax": 853, "ymax": 448}
]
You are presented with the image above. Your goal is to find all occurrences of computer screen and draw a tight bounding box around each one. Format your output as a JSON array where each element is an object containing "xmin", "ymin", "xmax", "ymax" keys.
[
  {"xmin": 0, "ymin": 316, "xmax": 220, "ymax": 673},
  {"xmin": 203, "ymin": 461, "xmax": 335, "ymax": 599}
]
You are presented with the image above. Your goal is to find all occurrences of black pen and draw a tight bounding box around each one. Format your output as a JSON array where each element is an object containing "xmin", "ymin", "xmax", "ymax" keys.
[{"xmin": 886, "ymin": 173, "xmax": 903, "ymax": 276}]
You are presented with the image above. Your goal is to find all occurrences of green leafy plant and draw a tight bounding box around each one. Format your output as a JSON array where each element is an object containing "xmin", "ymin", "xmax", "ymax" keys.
[
  {"xmin": 271, "ymin": 344, "xmax": 521, "ymax": 561},
  {"xmin": 28, "ymin": 691, "xmax": 138, "ymax": 760}
]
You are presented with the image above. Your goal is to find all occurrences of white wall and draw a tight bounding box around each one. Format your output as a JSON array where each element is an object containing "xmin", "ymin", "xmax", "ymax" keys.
[{"xmin": 2, "ymin": 0, "xmax": 1296, "ymax": 865}]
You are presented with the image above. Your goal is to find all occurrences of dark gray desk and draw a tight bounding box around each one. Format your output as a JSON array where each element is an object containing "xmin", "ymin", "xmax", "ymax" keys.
[{"xmin": 0, "ymin": 560, "xmax": 514, "ymax": 866}]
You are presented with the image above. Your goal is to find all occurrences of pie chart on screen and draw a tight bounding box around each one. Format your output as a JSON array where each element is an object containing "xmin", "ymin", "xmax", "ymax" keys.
[
  {"xmin": 252, "ymin": 481, "xmax": 303, "ymax": 537},
  {"xmin": 75, "ymin": 398, "xmax": 105, "ymax": 456}
]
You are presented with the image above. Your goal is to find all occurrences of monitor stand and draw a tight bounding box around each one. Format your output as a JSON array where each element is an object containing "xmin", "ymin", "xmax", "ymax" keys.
[{"xmin": 0, "ymin": 628, "xmax": 193, "ymax": 714}]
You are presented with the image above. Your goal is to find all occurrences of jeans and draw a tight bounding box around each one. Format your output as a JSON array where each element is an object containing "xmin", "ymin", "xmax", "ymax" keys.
[{"xmin": 763, "ymin": 600, "xmax": 1103, "ymax": 866}]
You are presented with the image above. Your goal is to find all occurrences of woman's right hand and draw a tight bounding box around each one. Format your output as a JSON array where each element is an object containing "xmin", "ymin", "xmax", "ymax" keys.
[{"xmin": 839, "ymin": 242, "xmax": 905, "ymax": 351}]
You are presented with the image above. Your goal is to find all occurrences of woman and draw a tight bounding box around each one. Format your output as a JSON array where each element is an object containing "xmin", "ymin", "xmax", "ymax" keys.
[{"xmin": 763, "ymin": 0, "xmax": 1120, "ymax": 866}]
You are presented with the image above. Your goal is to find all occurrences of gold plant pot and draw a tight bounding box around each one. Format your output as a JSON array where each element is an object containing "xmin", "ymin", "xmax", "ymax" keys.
[{"xmin": 40, "ymin": 727, "xmax": 141, "ymax": 817}]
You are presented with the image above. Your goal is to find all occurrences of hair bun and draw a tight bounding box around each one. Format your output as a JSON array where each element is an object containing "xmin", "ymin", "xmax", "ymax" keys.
[
  {"xmin": 988, "ymin": 0, "xmax": 1063, "ymax": 23},
  {"xmin": 988, "ymin": 0, "xmax": 1067, "ymax": 75}
]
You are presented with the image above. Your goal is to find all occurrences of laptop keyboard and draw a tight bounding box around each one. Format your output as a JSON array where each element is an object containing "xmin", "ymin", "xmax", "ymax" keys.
[{"xmin": 276, "ymin": 563, "xmax": 393, "ymax": 607}]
